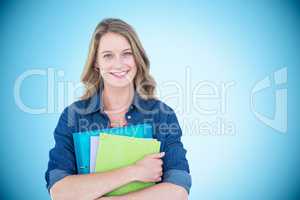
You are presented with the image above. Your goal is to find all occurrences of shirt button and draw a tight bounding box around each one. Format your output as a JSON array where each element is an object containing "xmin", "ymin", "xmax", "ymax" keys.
[{"xmin": 127, "ymin": 115, "xmax": 132, "ymax": 119}]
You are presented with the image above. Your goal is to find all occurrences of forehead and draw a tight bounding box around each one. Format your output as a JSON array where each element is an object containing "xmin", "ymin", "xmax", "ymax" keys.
[{"xmin": 99, "ymin": 32, "xmax": 131, "ymax": 52}]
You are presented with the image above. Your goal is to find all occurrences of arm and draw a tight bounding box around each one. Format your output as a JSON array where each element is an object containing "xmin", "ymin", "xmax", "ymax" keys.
[
  {"xmin": 46, "ymin": 106, "xmax": 165, "ymax": 199},
  {"xmin": 97, "ymin": 182, "xmax": 188, "ymax": 200},
  {"xmin": 50, "ymin": 165, "xmax": 136, "ymax": 200},
  {"xmin": 46, "ymin": 107, "xmax": 135, "ymax": 200},
  {"xmin": 98, "ymin": 108, "xmax": 191, "ymax": 200},
  {"xmin": 51, "ymin": 152, "xmax": 166, "ymax": 200}
]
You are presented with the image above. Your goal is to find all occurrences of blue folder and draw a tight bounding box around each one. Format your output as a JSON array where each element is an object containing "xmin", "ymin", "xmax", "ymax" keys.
[{"xmin": 72, "ymin": 123, "xmax": 153, "ymax": 174}]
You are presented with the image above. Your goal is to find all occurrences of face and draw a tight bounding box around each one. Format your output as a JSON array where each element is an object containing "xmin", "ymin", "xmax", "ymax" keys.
[{"xmin": 96, "ymin": 32, "xmax": 137, "ymax": 88}]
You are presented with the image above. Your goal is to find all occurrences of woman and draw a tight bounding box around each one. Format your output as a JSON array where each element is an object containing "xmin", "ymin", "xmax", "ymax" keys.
[{"xmin": 45, "ymin": 18, "xmax": 191, "ymax": 200}]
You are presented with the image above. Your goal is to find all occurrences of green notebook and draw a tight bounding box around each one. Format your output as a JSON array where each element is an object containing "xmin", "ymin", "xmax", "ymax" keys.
[{"xmin": 95, "ymin": 134, "xmax": 161, "ymax": 196}]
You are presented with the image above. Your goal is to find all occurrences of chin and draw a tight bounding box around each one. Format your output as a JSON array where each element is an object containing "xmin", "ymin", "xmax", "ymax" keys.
[{"xmin": 104, "ymin": 79, "xmax": 134, "ymax": 89}]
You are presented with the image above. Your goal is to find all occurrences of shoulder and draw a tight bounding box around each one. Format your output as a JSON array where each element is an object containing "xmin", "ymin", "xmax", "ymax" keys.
[
  {"xmin": 139, "ymin": 97, "xmax": 177, "ymax": 123},
  {"xmin": 64, "ymin": 97, "xmax": 99, "ymax": 116},
  {"xmin": 153, "ymin": 98, "xmax": 175, "ymax": 114},
  {"xmin": 58, "ymin": 97, "xmax": 95, "ymax": 124},
  {"xmin": 147, "ymin": 99, "xmax": 182, "ymax": 138},
  {"xmin": 137, "ymin": 97, "xmax": 174, "ymax": 113}
]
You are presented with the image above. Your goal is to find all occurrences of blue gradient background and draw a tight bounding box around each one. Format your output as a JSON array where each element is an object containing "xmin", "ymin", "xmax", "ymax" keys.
[{"xmin": 1, "ymin": 1, "xmax": 300, "ymax": 199}]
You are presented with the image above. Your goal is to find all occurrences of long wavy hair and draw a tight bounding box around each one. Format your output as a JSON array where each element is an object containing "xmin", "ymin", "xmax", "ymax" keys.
[{"xmin": 80, "ymin": 18, "xmax": 156, "ymax": 100}]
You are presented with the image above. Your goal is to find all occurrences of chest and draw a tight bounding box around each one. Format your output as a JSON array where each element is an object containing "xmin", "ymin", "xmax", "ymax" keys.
[
  {"xmin": 76, "ymin": 109, "xmax": 156, "ymax": 132},
  {"xmin": 105, "ymin": 111, "xmax": 128, "ymax": 128}
]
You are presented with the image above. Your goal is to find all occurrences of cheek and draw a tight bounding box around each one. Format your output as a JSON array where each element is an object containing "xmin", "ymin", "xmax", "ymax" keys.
[
  {"xmin": 123, "ymin": 56, "xmax": 136, "ymax": 67},
  {"xmin": 99, "ymin": 63, "xmax": 114, "ymax": 76},
  {"xmin": 98, "ymin": 57, "xmax": 113, "ymax": 70},
  {"xmin": 129, "ymin": 63, "xmax": 137, "ymax": 76},
  {"xmin": 99, "ymin": 61, "xmax": 112, "ymax": 70}
]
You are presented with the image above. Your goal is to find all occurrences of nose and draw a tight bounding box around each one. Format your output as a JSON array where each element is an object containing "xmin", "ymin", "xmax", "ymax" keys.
[{"xmin": 112, "ymin": 55, "xmax": 125, "ymax": 70}]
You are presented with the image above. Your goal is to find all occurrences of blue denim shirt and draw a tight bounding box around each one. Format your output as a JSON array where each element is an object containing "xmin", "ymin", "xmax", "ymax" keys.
[{"xmin": 45, "ymin": 89, "xmax": 192, "ymax": 194}]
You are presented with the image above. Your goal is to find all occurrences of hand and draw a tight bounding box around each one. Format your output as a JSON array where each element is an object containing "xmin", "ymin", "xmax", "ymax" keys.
[
  {"xmin": 96, "ymin": 197, "xmax": 115, "ymax": 200},
  {"xmin": 132, "ymin": 152, "xmax": 165, "ymax": 183}
]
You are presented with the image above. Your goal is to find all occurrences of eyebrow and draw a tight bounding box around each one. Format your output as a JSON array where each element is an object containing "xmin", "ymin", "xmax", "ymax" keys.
[{"xmin": 100, "ymin": 48, "xmax": 132, "ymax": 54}]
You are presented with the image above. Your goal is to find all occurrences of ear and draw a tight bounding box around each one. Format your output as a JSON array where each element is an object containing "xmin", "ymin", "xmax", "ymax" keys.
[
  {"xmin": 94, "ymin": 66, "xmax": 100, "ymax": 74},
  {"xmin": 94, "ymin": 60, "xmax": 100, "ymax": 72}
]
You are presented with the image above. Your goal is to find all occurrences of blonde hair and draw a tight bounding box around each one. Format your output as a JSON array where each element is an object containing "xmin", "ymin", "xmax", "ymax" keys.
[{"xmin": 80, "ymin": 18, "xmax": 156, "ymax": 100}]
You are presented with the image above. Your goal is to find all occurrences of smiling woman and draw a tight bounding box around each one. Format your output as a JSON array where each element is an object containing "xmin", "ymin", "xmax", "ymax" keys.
[
  {"xmin": 80, "ymin": 18, "xmax": 156, "ymax": 101},
  {"xmin": 45, "ymin": 18, "xmax": 191, "ymax": 200},
  {"xmin": 97, "ymin": 33, "xmax": 136, "ymax": 84}
]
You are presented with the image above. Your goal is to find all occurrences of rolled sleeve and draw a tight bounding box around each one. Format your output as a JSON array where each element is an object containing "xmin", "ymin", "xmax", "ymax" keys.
[
  {"xmin": 159, "ymin": 108, "xmax": 192, "ymax": 194},
  {"xmin": 163, "ymin": 169, "xmax": 192, "ymax": 194},
  {"xmin": 45, "ymin": 107, "xmax": 77, "ymax": 192},
  {"xmin": 46, "ymin": 169, "xmax": 71, "ymax": 191}
]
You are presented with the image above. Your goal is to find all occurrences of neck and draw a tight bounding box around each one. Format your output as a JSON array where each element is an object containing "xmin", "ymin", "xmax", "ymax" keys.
[{"xmin": 102, "ymin": 83, "xmax": 134, "ymax": 113}]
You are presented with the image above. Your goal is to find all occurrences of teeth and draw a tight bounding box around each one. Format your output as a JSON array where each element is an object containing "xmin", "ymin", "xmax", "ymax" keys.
[{"xmin": 111, "ymin": 71, "xmax": 128, "ymax": 77}]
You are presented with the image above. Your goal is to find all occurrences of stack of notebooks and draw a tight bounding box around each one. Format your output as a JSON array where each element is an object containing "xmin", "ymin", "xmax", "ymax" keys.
[{"xmin": 72, "ymin": 123, "xmax": 161, "ymax": 196}]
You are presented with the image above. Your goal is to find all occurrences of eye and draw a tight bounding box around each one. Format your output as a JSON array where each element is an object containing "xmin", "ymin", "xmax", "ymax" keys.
[
  {"xmin": 123, "ymin": 51, "xmax": 133, "ymax": 57},
  {"xmin": 103, "ymin": 54, "xmax": 113, "ymax": 59}
]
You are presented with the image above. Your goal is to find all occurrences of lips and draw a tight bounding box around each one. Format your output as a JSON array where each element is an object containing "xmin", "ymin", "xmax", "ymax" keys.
[{"xmin": 109, "ymin": 70, "xmax": 129, "ymax": 79}]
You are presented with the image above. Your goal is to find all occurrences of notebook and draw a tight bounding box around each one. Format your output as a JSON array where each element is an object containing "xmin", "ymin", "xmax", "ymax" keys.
[
  {"xmin": 95, "ymin": 134, "xmax": 161, "ymax": 196},
  {"xmin": 73, "ymin": 123, "xmax": 153, "ymax": 174},
  {"xmin": 90, "ymin": 136, "xmax": 99, "ymax": 173}
]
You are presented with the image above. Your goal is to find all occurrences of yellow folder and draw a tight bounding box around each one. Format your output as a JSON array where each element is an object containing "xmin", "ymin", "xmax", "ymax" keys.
[{"xmin": 95, "ymin": 134, "xmax": 161, "ymax": 196}]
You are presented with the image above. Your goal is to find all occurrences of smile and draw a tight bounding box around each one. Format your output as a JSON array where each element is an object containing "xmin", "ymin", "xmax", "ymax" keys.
[{"xmin": 109, "ymin": 70, "xmax": 129, "ymax": 78}]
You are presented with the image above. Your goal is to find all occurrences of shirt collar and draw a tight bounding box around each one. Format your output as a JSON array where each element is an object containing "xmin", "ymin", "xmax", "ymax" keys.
[{"xmin": 84, "ymin": 87, "xmax": 145, "ymax": 115}]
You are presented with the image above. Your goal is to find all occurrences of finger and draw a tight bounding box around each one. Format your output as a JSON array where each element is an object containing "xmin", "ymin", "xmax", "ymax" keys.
[
  {"xmin": 155, "ymin": 177, "xmax": 162, "ymax": 182},
  {"xmin": 158, "ymin": 159, "xmax": 163, "ymax": 165},
  {"xmin": 148, "ymin": 152, "xmax": 165, "ymax": 159},
  {"xmin": 159, "ymin": 171, "xmax": 163, "ymax": 176},
  {"xmin": 146, "ymin": 152, "xmax": 163, "ymax": 159},
  {"xmin": 154, "ymin": 159, "xmax": 163, "ymax": 166}
]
